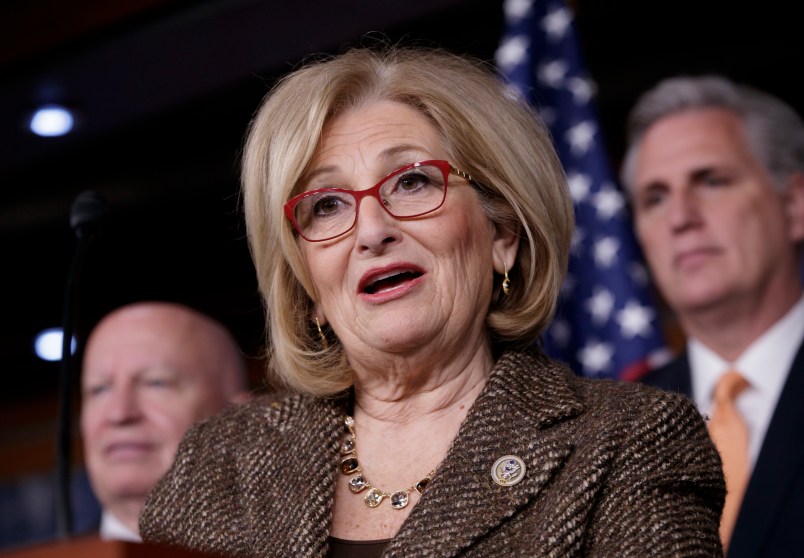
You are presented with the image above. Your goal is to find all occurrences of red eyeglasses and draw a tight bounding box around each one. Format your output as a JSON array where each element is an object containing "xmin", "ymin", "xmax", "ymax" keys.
[{"xmin": 284, "ymin": 160, "xmax": 475, "ymax": 242}]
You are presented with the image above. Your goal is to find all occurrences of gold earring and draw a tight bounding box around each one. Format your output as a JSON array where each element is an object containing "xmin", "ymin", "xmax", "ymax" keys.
[
  {"xmin": 315, "ymin": 317, "xmax": 328, "ymax": 348},
  {"xmin": 502, "ymin": 265, "xmax": 511, "ymax": 296}
]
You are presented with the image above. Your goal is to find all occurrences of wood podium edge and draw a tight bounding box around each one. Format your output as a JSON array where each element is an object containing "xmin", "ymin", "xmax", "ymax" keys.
[{"xmin": 1, "ymin": 535, "xmax": 219, "ymax": 558}]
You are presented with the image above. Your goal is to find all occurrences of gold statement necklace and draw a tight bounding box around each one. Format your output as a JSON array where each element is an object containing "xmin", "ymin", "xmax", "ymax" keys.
[{"xmin": 339, "ymin": 416, "xmax": 434, "ymax": 509}]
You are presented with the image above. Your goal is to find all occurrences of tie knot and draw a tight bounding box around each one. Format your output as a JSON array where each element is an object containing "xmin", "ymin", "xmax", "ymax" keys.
[{"xmin": 713, "ymin": 370, "xmax": 749, "ymax": 404}]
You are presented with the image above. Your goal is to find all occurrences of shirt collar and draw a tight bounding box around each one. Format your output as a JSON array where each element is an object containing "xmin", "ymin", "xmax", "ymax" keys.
[
  {"xmin": 100, "ymin": 510, "xmax": 142, "ymax": 542},
  {"xmin": 689, "ymin": 294, "xmax": 804, "ymax": 413}
]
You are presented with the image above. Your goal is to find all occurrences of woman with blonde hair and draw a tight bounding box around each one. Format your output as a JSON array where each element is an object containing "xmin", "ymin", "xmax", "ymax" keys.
[{"xmin": 140, "ymin": 46, "xmax": 724, "ymax": 557}]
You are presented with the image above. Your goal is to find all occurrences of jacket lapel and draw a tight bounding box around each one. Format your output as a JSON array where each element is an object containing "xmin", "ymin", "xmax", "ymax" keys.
[
  {"xmin": 641, "ymin": 352, "xmax": 693, "ymax": 397},
  {"xmin": 388, "ymin": 351, "xmax": 582, "ymax": 557},
  {"xmin": 728, "ymin": 341, "xmax": 804, "ymax": 558},
  {"xmin": 241, "ymin": 394, "xmax": 348, "ymax": 557}
]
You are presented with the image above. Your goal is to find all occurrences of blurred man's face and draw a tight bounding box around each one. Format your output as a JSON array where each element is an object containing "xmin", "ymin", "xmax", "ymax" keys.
[
  {"xmin": 632, "ymin": 107, "xmax": 804, "ymax": 318},
  {"xmin": 80, "ymin": 310, "xmax": 225, "ymax": 510}
]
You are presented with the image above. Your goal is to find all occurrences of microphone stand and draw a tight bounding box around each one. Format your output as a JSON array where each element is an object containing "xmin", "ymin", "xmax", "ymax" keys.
[
  {"xmin": 55, "ymin": 235, "xmax": 87, "ymax": 537},
  {"xmin": 56, "ymin": 191, "xmax": 107, "ymax": 539}
]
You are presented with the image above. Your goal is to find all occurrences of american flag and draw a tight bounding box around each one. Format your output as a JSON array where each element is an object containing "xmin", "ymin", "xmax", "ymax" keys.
[{"xmin": 495, "ymin": 0, "xmax": 669, "ymax": 380}]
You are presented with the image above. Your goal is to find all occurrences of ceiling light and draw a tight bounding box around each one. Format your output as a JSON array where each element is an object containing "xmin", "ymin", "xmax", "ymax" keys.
[
  {"xmin": 29, "ymin": 105, "xmax": 75, "ymax": 137},
  {"xmin": 34, "ymin": 328, "xmax": 77, "ymax": 361}
]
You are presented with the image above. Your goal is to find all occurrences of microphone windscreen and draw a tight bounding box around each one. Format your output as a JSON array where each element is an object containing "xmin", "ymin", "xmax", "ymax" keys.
[{"xmin": 70, "ymin": 191, "xmax": 108, "ymax": 238}]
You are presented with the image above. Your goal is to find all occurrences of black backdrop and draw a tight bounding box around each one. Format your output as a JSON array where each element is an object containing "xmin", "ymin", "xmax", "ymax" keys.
[{"xmin": 1, "ymin": 0, "xmax": 801, "ymax": 405}]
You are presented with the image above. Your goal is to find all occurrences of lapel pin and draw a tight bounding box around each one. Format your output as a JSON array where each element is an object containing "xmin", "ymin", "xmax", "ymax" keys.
[{"xmin": 491, "ymin": 455, "xmax": 526, "ymax": 486}]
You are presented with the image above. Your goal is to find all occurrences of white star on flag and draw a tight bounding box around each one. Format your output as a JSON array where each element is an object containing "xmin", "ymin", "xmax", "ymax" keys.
[
  {"xmin": 585, "ymin": 288, "xmax": 615, "ymax": 325},
  {"xmin": 593, "ymin": 236, "xmax": 620, "ymax": 268},
  {"xmin": 504, "ymin": 0, "xmax": 534, "ymax": 21},
  {"xmin": 495, "ymin": 35, "xmax": 529, "ymax": 72},
  {"xmin": 541, "ymin": 6, "xmax": 572, "ymax": 42},
  {"xmin": 567, "ymin": 76, "xmax": 595, "ymax": 104},
  {"xmin": 537, "ymin": 59, "xmax": 568, "ymax": 88},
  {"xmin": 565, "ymin": 120, "xmax": 596, "ymax": 156},
  {"xmin": 592, "ymin": 183, "xmax": 625, "ymax": 220},
  {"xmin": 616, "ymin": 300, "xmax": 656, "ymax": 338},
  {"xmin": 578, "ymin": 340, "xmax": 614, "ymax": 375},
  {"xmin": 496, "ymin": 0, "xmax": 667, "ymax": 380},
  {"xmin": 567, "ymin": 171, "xmax": 591, "ymax": 202}
]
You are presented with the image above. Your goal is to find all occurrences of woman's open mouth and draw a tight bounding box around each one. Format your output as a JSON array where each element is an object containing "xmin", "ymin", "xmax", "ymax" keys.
[
  {"xmin": 363, "ymin": 270, "xmax": 423, "ymax": 294},
  {"xmin": 358, "ymin": 264, "xmax": 426, "ymax": 300}
]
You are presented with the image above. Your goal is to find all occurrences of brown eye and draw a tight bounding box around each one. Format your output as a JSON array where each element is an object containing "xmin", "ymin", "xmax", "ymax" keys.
[
  {"xmin": 314, "ymin": 196, "xmax": 341, "ymax": 215},
  {"xmin": 639, "ymin": 188, "xmax": 667, "ymax": 210},
  {"xmin": 703, "ymin": 175, "xmax": 730, "ymax": 187},
  {"xmin": 86, "ymin": 383, "xmax": 110, "ymax": 397},
  {"xmin": 395, "ymin": 172, "xmax": 430, "ymax": 193},
  {"xmin": 311, "ymin": 193, "xmax": 352, "ymax": 217},
  {"xmin": 385, "ymin": 167, "xmax": 444, "ymax": 197}
]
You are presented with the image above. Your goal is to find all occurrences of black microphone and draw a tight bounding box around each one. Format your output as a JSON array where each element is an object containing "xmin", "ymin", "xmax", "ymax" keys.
[
  {"xmin": 70, "ymin": 190, "xmax": 108, "ymax": 239},
  {"xmin": 56, "ymin": 190, "xmax": 108, "ymax": 539}
]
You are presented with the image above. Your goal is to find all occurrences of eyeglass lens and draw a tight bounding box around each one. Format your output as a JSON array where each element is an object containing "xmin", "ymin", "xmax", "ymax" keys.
[{"xmin": 293, "ymin": 163, "xmax": 448, "ymax": 241}]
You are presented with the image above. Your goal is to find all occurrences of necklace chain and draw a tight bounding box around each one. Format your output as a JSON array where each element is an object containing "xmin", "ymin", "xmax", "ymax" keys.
[{"xmin": 339, "ymin": 415, "xmax": 434, "ymax": 510}]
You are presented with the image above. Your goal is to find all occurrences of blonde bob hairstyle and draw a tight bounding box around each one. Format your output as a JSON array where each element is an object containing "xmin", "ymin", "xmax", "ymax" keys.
[{"xmin": 242, "ymin": 45, "xmax": 573, "ymax": 396}]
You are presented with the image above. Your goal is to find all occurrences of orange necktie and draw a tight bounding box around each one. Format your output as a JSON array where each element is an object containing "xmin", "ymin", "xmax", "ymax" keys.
[{"xmin": 708, "ymin": 370, "xmax": 750, "ymax": 550}]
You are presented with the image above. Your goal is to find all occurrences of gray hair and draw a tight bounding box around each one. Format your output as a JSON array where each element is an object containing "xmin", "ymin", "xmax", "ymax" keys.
[{"xmin": 620, "ymin": 75, "xmax": 804, "ymax": 193}]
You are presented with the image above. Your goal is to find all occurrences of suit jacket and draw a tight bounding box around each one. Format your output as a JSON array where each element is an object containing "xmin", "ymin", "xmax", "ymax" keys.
[
  {"xmin": 140, "ymin": 350, "xmax": 724, "ymax": 557},
  {"xmin": 642, "ymin": 341, "xmax": 804, "ymax": 558}
]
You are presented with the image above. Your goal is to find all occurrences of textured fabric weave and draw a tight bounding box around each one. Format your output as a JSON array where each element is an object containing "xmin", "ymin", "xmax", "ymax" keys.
[{"xmin": 140, "ymin": 350, "xmax": 725, "ymax": 557}]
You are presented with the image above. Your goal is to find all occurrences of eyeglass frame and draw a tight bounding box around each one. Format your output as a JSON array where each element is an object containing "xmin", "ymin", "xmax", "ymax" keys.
[{"xmin": 283, "ymin": 159, "xmax": 477, "ymax": 242}]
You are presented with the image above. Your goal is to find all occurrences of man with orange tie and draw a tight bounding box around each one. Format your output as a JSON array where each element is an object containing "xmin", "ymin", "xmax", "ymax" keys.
[{"xmin": 621, "ymin": 75, "xmax": 804, "ymax": 557}]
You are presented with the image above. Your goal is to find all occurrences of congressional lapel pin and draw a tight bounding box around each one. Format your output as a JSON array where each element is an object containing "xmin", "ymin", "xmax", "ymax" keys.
[{"xmin": 491, "ymin": 455, "xmax": 526, "ymax": 486}]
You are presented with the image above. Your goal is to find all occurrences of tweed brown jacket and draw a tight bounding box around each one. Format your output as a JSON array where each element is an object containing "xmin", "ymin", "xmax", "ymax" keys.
[{"xmin": 140, "ymin": 350, "xmax": 725, "ymax": 557}]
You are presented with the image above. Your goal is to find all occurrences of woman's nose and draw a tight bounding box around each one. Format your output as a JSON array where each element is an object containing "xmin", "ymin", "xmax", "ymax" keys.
[{"xmin": 353, "ymin": 196, "xmax": 401, "ymax": 254}]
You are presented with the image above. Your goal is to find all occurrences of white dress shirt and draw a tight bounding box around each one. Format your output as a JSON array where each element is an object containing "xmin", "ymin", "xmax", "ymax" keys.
[
  {"xmin": 99, "ymin": 510, "xmax": 141, "ymax": 542},
  {"xmin": 689, "ymin": 294, "xmax": 804, "ymax": 471}
]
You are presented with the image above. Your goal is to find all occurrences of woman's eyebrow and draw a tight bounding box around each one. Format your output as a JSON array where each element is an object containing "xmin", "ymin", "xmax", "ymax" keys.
[
  {"xmin": 302, "ymin": 165, "xmax": 339, "ymax": 185},
  {"xmin": 377, "ymin": 144, "xmax": 430, "ymax": 164},
  {"xmin": 302, "ymin": 145, "xmax": 432, "ymax": 185}
]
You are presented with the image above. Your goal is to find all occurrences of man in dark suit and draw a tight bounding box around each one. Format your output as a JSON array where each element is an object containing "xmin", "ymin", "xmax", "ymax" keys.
[
  {"xmin": 0, "ymin": 302, "xmax": 250, "ymax": 551},
  {"xmin": 620, "ymin": 75, "xmax": 804, "ymax": 557},
  {"xmin": 80, "ymin": 301, "xmax": 250, "ymax": 541}
]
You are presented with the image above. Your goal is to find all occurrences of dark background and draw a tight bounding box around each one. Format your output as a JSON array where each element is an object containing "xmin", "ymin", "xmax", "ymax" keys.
[{"xmin": 1, "ymin": 0, "xmax": 801, "ymax": 478}]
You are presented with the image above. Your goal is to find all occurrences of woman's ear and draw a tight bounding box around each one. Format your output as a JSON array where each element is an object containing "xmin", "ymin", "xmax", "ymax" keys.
[
  {"xmin": 311, "ymin": 301, "xmax": 327, "ymax": 327},
  {"xmin": 785, "ymin": 173, "xmax": 804, "ymax": 243},
  {"xmin": 492, "ymin": 221, "xmax": 521, "ymax": 274}
]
